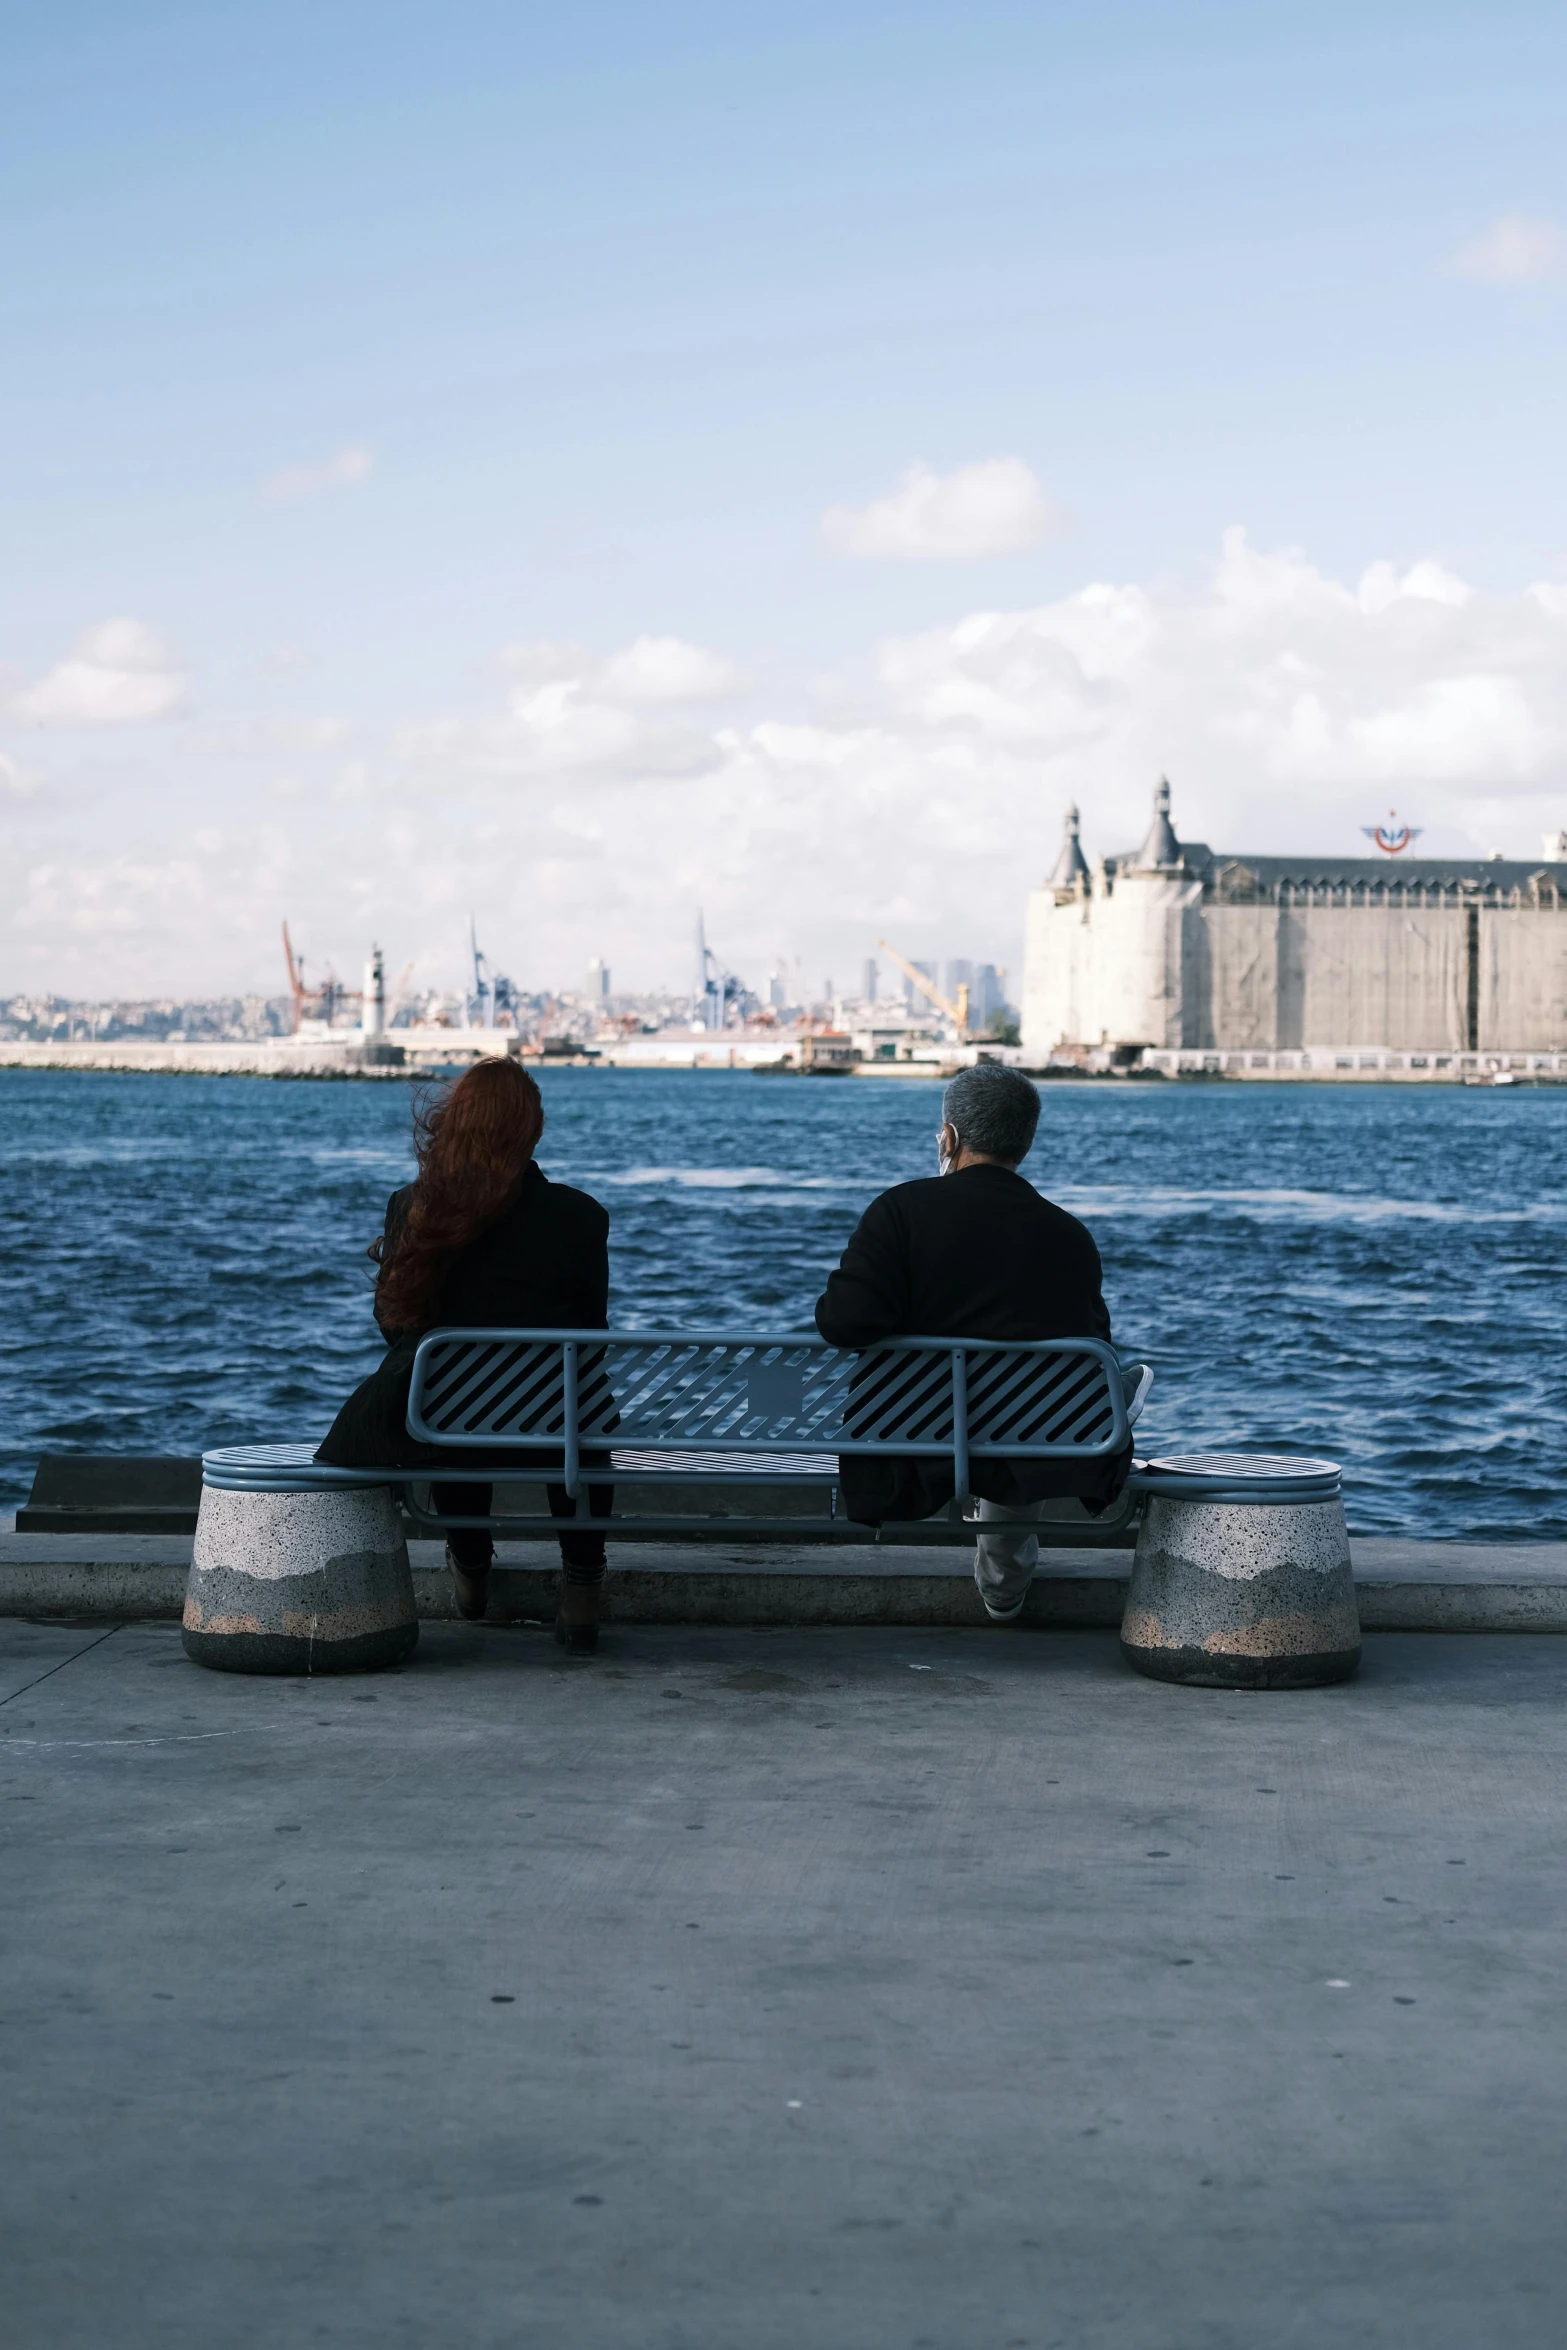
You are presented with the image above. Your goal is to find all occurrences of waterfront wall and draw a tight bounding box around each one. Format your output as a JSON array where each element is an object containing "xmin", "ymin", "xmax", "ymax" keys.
[
  {"xmin": 0, "ymin": 1033, "xmax": 512, "ymax": 1078},
  {"xmin": 1141, "ymin": 1046, "xmax": 1567, "ymax": 1080},
  {"xmin": 0, "ymin": 1038, "xmax": 379, "ymax": 1077}
]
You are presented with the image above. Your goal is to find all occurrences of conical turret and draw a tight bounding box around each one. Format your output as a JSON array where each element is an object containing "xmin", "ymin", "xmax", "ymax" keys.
[
  {"xmin": 1136, "ymin": 776, "xmax": 1182, "ymax": 869},
  {"xmin": 1048, "ymin": 803, "xmax": 1091, "ymax": 888}
]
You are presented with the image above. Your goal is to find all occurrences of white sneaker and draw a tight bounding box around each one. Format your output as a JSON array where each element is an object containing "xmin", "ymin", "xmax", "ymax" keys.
[{"xmin": 979, "ymin": 1581, "xmax": 1033, "ymax": 1623}]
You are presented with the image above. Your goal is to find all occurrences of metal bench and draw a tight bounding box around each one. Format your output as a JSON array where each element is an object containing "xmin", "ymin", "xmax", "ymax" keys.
[
  {"xmin": 188, "ymin": 1335, "xmax": 1364, "ymax": 1687},
  {"xmin": 202, "ymin": 1328, "xmax": 1152, "ymax": 1544}
]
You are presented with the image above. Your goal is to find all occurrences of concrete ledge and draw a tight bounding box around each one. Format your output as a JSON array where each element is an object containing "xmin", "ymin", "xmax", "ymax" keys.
[
  {"xmin": 1350, "ymin": 1539, "xmax": 1567, "ymax": 1631},
  {"xmin": 0, "ymin": 1536, "xmax": 192, "ymax": 1620},
  {"xmin": 3, "ymin": 1532, "xmax": 1567, "ymax": 1630}
]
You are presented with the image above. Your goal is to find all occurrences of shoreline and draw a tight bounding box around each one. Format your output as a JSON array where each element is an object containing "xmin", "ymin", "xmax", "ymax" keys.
[{"xmin": 3, "ymin": 1044, "xmax": 1566, "ymax": 1086}]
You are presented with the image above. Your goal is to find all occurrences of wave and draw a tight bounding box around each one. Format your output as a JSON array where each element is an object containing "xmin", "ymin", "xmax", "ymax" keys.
[
  {"xmin": 1055, "ymin": 1186, "xmax": 1567, "ymax": 1226},
  {"xmin": 574, "ymin": 1170, "xmax": 1567, "ymax": 1222},
  {"xmin": 587, "ymin": 1166, "xmax": 858, "ymax": 1191}
]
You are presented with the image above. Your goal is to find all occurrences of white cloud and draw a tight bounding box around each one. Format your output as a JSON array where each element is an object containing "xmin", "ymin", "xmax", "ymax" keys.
[
  {"xmin": 500, "ymin": 634, "xmax": 744, "ymax": 705},
  {"xmin": 872, "ymin": 528, "xmax": 1566, "ymax": 805},
  {"xmin": 1356, "ymin": 559, "xmax": 1471, "ymax": 614},
  {"xmin": 9, "ymin": 618, "xmax": 187, "ymax": 726},
  {"xmin": 19, "ymin": 855, "xmax": 213, "ymax": 936},
  {"xmin": 1454, "ymin": 214, "xmax": 1566, "ymax": 284},
  {"xmin": 400, "ymin": 632, "xmax": 747, "ymax": 785},
  {"xmin": 8, "ymin": 537, "xmax": 1567, "ymax": 995},
  {"xmin": 821, "ymin": 458, "xmax": 1063, "ymax": 561},
  {"xmin": 598, "ymin": 636, "xmax": 747, "ymax": 702},
  {"xmin": 0, "ymin": 750, "xmax": 39, "ymax": 794},
  {"xmin": 260, "ymin": 446, "xmax": 374, "ymax": 505}
]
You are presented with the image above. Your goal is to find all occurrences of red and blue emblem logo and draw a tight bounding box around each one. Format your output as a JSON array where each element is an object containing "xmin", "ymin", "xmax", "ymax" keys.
[{"xmin": 1361, "ymin": 814, "xmax": 1422, "ymax": 854}]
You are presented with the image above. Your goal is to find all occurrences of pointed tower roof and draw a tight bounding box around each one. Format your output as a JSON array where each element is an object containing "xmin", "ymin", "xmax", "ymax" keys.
[
  {"xmin": 1137, "ymin": 776, "xmax": 1182, "ymax": 869},
  {"xmin": 1048, "ymin": 802, "xmax": 1091, "ymax": 888}
]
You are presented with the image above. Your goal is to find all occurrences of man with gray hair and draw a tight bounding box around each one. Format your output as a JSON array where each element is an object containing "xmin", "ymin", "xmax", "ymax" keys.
[{"xmin": 815, "ymin": 1061, "xmax": 1127, "ymax": 1620}]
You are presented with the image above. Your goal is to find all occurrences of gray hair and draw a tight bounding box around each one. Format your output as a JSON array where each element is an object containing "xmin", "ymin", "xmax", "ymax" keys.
[{"xmin": 942, "ymin": 1062, "xmax": 1040, "ymax": 1166}]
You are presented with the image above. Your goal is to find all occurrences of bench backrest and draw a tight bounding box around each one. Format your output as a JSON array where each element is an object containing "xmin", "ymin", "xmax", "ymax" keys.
[{"xmin": 406, "ymin": 1329, "xmax": 1136, "ymax": 1497}]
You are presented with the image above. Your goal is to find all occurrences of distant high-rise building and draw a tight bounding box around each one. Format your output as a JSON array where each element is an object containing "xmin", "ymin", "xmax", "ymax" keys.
[
  {"xmin": 768, "ymin": 962, "xmax": 789, "ymax": 1011},
  {"xmin": 860, "ymin": 957, "xmax": 879, "ymax": 1004},
  {"xmin": 586, "ymin": 957, "xmax": 610, "ymax": 1001},
  {"xmin": 971, "ymin": 964, "xmax": 1008, "ymax": 1025}
]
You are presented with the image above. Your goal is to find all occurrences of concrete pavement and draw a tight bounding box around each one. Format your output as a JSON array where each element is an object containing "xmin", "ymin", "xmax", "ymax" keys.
[{"xmin": 4, "ymin": 1618, "xmax": 1567, "ymax": 2346}]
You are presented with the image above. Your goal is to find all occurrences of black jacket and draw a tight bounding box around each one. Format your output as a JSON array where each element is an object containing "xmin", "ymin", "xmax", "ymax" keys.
[
  {"xmin": 316, "ymin": 1162, "xmax": 609, "ymax": 1468},
  {"xmin": 813, "ymin": 1162, "xmax": 1125, "ymax": 1522}
]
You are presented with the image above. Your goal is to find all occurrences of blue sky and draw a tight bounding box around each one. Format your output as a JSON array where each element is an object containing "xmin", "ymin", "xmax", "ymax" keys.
[{"xmin": 3, "ymin": 0, "xmax": 1564, "ymax": 997}]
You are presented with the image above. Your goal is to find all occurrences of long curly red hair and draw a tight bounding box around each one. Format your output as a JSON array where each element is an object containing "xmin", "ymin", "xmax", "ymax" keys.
[{"xmin": 373, "ymin": 1058, "xmax": 545, "ymax": 1331}]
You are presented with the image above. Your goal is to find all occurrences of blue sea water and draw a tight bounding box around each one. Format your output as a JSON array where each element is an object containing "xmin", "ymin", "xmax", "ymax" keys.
[{"xmin": 2, "ymin": 1065, "xmax": 1564, "ymax": 1536}]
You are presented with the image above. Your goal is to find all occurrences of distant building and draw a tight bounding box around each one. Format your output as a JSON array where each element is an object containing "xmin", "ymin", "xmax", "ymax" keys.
[
  {"xmin": 586, "ymin": 957, "xmax": 611, "ymax": 1001},
  {"xmin": 861, "ymin": 957, "xmax": 879, "ymax": 1004},
  {"xmin": 1023, "ymin": 780, "xmax": 1567, "ymax": 1056},
  {"xmin": 943, "ymin": 958, "xmax": 972, "ymax": 1004},
  {"xmin": 971, "ymin": 964, "xmax": 1009, "ymax": 1026},
  {"xmin": 904, "ymin": 959, "xmax": 937, "ymax": 1011}
]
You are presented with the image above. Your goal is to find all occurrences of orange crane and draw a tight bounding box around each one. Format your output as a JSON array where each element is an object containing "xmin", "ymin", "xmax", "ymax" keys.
[
  {"xmin": 281, "ymin": 922, "xmax": 348, "ymax": 1032},
  {"xmin": 876, "ymin": 937, "xmax": 969, "ymax": 1037},
  {"xmin": 281, "ymin": 921, "xmax": 311, "ymax": 1032}
]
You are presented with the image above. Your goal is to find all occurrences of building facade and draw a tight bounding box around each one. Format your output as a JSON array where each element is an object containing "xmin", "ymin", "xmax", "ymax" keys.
[{"xmin": 1022, "ymin": 781, "xmax": 1567, "ymax": 1058}]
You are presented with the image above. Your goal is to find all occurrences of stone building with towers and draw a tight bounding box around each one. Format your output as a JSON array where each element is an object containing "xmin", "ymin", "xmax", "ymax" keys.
[{"xmin": 1021, "ymin": 780, "xmax": 1567, "ymax": 1066}]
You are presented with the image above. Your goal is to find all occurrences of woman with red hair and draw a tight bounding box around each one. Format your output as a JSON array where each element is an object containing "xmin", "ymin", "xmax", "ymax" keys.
[{"xmin": 317, "ymin": 1058, "xmax": 612, "ymax": 1651}]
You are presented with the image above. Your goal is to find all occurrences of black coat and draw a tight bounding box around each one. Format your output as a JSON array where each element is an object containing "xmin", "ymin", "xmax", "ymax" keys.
[
  {"xmin": 813, "ymin": 1162, "xmax": 1127, "ymax": 1523},
  {"xmin": 316, "ymin": 1162, "xmax": 610, "ymax": 1468}
]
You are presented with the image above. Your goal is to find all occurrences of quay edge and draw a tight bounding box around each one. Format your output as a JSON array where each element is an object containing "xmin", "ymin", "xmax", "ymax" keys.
[
  {"xmin": 4, "ymin": 1534, "xmax": 1567, "ymax": 1633},
  {"xmin": 6, "ymin": 1036, "xmax": 1567, "ymax": 1082}
]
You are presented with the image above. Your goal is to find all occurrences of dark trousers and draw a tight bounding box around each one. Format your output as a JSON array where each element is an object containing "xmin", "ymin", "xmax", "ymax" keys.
[{"xmin": 433, "ymin": 1480, "xmax": 614, "ymax": 1586}]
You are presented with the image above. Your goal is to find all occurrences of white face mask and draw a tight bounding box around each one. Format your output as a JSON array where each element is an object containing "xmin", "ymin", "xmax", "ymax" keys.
[{"xmin": 937, "ymin": 1125, "xmax": 957, "ymax": 1175}]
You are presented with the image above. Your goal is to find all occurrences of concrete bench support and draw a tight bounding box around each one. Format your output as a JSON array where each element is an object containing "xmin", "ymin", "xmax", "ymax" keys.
[
  {"xmin": 183, "ymin": 1484, "xmax": 419, "ymax": 1675},
  {"xmin": 1119, "ymin": 1456, "xmax": 1360, "ymax": 1689}
]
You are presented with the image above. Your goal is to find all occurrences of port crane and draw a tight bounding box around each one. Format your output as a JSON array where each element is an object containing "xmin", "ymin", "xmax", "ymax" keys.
[
  {"xmin": 693, "ymin": 910, "xmax": 744, "ymax": 1031},
  {"xmin": 876, "ymin": 937, "xmax": 969, "ymax": 1037},
  {"xmin": 469, "ymin": 918, "xmax": 521, "ymax": 1029},
  {"xmin": 284, "ymin": 924, "xmax": 419, "ymax": 1034},
  {"xmin": 282, "ymin": 921, "xmax": 350, "ymax": 1032}
]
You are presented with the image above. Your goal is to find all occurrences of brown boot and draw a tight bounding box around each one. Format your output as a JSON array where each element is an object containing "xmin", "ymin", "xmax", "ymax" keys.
[{"xmin": 446, "ymin": 1543, "xmax": 491, "ymax": 1623}]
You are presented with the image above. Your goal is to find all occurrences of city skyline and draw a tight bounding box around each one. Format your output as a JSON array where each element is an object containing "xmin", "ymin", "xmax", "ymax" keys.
[
  {"xmin": 3, "ymin": 2, "xmax": 1565, "ymax": 997},
  {"xmin": 0, "ymin": 935, "xmax": 1018, "ymax": 1038}
]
